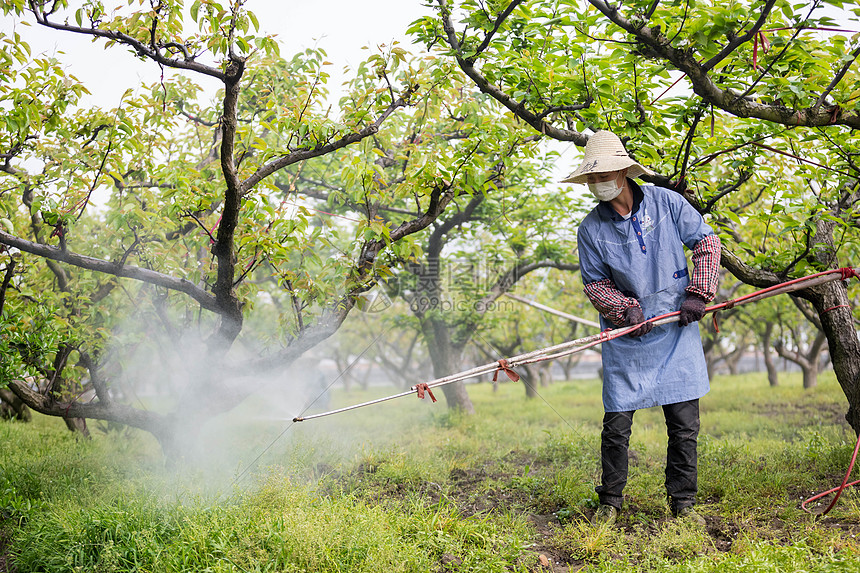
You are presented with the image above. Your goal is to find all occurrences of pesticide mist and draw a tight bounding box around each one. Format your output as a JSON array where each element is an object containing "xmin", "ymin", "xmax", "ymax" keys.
[{"xmin": 101, "ymin": 314, "xmax": 436, "ymax": 495}]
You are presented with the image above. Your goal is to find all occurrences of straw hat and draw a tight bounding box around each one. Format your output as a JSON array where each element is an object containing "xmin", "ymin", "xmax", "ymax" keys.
[{"xmin": 561, "ymin": 131, "xmax": 654, "ymax": 184}]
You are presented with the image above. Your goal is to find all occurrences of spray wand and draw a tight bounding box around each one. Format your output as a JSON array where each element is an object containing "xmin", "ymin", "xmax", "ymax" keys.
[
  {"xmin": 292, "ymin": 268, "xmax": 860, "ymax": 517},
  {"xmin": 294, "ymin": 267, "xmax": 858, "ymax": 423}
]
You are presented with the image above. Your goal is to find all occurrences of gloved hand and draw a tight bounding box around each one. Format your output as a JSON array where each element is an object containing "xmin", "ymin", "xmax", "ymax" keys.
[
  {"xmin": 678, "ymin": 294, "xmax": 707, "ymax": 327},
  {"xmin": 623, "ymin": 305, "xmax": 652, "ymax": 337}
]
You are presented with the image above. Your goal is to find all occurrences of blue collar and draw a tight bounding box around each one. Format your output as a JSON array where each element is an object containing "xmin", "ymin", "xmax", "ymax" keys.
[{"xmin": 596, "ymin": 179, "xmax": 644, "ymax": 221}]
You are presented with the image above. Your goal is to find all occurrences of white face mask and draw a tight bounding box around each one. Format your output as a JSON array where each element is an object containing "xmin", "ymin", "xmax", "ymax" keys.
[{"xmin": 587, "ymin": 176, "xmax": 624, "ymax": 202}]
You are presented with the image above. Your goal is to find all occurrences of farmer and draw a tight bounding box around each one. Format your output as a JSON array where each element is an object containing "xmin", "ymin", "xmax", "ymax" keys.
[{"xmin": 563, "ymin": 130, "xmax": 721, "ymax": 526}]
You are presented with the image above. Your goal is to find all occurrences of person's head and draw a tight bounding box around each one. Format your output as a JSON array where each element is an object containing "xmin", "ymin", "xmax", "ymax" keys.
[{"xmin": 561, "ymin": 131, "xmax": 653, "ymax": 201}]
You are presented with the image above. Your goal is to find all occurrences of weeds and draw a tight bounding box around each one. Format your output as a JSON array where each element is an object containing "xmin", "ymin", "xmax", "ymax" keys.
[
  {"xmin": 552, "ymin": 518, "xmax": 624, "ymax": 560},
  {"xmin": 0, "ymin": 371, "xmax": 858, "ymax": 571}
]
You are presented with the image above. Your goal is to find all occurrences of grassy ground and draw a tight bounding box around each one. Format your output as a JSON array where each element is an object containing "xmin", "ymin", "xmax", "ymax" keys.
[{"xmin": 0, "ymin": 370, "xmax": 858, "ymax": 572}]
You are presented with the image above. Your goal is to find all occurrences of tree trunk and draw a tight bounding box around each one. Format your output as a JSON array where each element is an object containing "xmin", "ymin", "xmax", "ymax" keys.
[
  {"xmin": 801, "ymin": 330, "xmax": 828, "ymax": 389},
  {"xmin": 724, "ymin": 342, "xmax": 745, "ymax": 375},
  {"xmin": 422, "ymin": 317, "xmax": 475, "ymax": 414},
  {"xmin": 774, "ymin": 327, "xmax": 828, "ymax": 391},
  {"xmin": 521, "ymin": 364, "xmax": 540, "ymax": 399},
  {"xmin": 802, "ymin": 367, "xmax": 818, "ymax": 390},
  {"xmin": 560, "ymin": 354, "xmax": 574, "ymax": 380},
  {"xmin": 761, "ymin": 322, "xmax": 779, "ymax": 387},
  {"xmin": 332, "ymin": 352, "xmax": 352, "ymax": 391},
  {"xmin": 0, "ymin": 388, "xmax": 31, "ymax": 422},
  {"xmin": 805, "ymin": 281, "xmax": 860, "ymax": 432},
  {"xmin": 539, "ymin": 362, "xmax": 552, "ymax": 387},
  {"xmin": 63, "ymin": 417, "xmax": 90, "ymax": 437},
  {"xmin": 358, "ymin": 364, "xmax": 373, "ymax": 391}
]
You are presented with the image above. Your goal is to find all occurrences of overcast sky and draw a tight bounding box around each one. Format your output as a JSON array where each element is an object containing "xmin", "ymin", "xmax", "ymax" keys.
[{"xmin": 0, "ymin": 1, "xmax": 433, "ymax": 107}]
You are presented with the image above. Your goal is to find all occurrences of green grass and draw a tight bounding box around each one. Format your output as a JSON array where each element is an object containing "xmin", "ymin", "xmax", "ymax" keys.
[{"xmin": 1, "ymin": 370, "xmax": 859, "ymax": 571}]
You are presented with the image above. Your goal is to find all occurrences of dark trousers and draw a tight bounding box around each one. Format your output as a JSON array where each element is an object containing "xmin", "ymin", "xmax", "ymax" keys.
[{"xmin": 596, "ymin": 399, "xmax": 700, "ymax": 514}]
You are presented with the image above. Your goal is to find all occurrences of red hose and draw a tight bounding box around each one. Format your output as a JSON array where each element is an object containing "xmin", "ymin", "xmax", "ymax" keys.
[{"xmin": 801, "ymin": 431, "xmax": 860, "ymax": 516}]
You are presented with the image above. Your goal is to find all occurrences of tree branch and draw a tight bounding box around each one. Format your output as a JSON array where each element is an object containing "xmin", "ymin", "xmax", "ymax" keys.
[
  {"xmin": 585, "ymin": 0, "xmax": 860, "ymax": 129},
  {"xmin": 791, "ymin": 294, "xmax": 823, "ymax": 329},
  {"xmin": 0, "ymin": 258, "xmax": 16, "ymax": 316},
  {"xmin": 428, "ymin": 193, "xmax": 485, "ymax": 260},
  {"xmin": 701, "ymin": 0, "xmax": 778, "ymax": 72},
  {"xmin": 702, "ymin": 170, "xmax": 753, "ymax": 212},
  {"xmin": 27, "ymin": 1, "xmax": 226, "ymax": 81},
  {"xmin": 281, "ymin": 179, "xmax": 417, "ymax": 217},
  {"xmin": 177, "ymin": 101, "xmax": 219, "ymax": 126},
  {"xmin": 480, "ymin": 258, "xmax": 579, "ymax": 309},
  {"xmin": 719, "ymin": 246, "xmax": 782, "ymax": 289},
  {"xmin": 437, "ymin": 0, "xmax": 589, "ymax": 143},
  {"xmin": 240, "ymin": 90, "xmax": 414, "ymax": 192},
  {"xmin": 78, "ymin": 351, "xmax": 110, "ymax": 405},
  {"xmin": 209, "ymin": 58, "xmax": 247, "ymax": 349},
  {"xmin": 814, "ymin": 43, "xmax": 860, "ymax": 114},
  {"xmin": 469, "ymin": 0, "xmax": 528, "ymax": 62},
  {"xmin": 7, "ymin": 377, "xmax": 166, "ymax": 432},
  {"xmin": 0, "ymin": 230, "xmax": 219, "ymax": 312}
]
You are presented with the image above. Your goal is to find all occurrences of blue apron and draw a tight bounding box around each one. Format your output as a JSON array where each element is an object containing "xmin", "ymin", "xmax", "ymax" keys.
[{"xmin": 577, "ymin": 183, "xmax": 713, "ymax": 412}]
